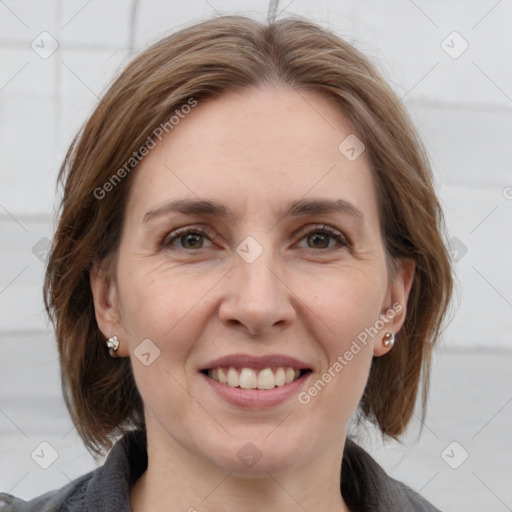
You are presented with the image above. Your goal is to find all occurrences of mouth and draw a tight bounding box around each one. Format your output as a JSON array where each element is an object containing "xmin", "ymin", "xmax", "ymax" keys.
[
  {"xmin": 198, "ymin": 354, "xmax": 314, "ymax": 407},
  {"xmin": 200, "ymin": 366, "xmax": 312, "ymax": 390}
]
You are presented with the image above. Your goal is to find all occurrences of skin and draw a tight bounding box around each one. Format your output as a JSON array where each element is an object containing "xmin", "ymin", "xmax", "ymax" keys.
[{"xmin": 90, "ymin": 85, "xmax": 414, "ymax": 512}]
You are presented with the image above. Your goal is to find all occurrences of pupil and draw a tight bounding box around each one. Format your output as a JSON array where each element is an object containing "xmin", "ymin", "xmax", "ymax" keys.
[
  {"xmin": 184, "ymin": 234, "xmax": 201, "ymax": 248},
  {"xmin": 310, "ymin": 233, "xmax": 327, "ymax": 248}
]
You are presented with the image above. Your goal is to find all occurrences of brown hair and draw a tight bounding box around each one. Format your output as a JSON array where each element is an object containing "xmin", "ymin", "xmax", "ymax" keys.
[{"xmin": 44, "ymin": 14, "xmax": 453, "ymax": 455}]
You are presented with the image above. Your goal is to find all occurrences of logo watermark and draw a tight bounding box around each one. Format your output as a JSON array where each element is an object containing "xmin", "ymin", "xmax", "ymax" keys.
[
  {"xmin": 298, "ymin": 302, "xmax": 403, "ymax": 405},
  {"xmin": 93, "ymin": 97, "xmax": 198, "ymax": 200}
]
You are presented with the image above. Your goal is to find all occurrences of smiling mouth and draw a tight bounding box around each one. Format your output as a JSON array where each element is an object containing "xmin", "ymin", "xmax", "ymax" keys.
[{"xmin": 201, "ymin": 366, "xmax": 312, "ymax": 390}]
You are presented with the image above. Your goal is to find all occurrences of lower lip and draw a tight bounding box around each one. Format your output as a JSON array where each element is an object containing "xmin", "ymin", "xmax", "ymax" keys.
[{"xmin": 200, "ymin": 372, "xmax": 311, "ymax": 408}]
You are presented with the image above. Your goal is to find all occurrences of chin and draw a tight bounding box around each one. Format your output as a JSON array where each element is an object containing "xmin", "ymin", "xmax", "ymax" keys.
[{"xmin": 197, "ymin": 433, "xmax": 308, "ymax": 477}]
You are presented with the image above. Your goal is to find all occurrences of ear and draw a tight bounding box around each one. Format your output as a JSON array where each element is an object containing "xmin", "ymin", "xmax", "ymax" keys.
[
  {"xmin": 90, "ymin": 261, "xmax": 130, "ymax": 357},
  {"xmin": 373, "ymin": 257, "xmax": 415, "ymax": 356}
]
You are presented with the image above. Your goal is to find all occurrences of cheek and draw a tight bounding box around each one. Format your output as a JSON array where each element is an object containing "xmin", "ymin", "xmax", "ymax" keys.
[
  {"xmin": 300, "ymin": 266, "xmax": 386, "ymax": 346},
  {"xmin": 116, "ymin": 261, "xmax": 224, "ymax": 394},
  {"xmin": 117, "ymin": 259, "xmax": 210, "ymax": 337},
  {"xmin": 117, "ymin": 265, "xmax": 212, "ymax": 418},
  {"xmin": 294, "ymin": 269, "xmax": 384, "ymax": 409}
]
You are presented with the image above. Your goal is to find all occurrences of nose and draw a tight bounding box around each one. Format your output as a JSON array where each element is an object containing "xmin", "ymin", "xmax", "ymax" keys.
[{"xmin": 218, "ymin": 242, "xmax": 296, "ymax": 337}]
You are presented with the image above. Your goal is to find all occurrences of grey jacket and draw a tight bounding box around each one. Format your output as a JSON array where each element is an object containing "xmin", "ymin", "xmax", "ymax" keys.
[{"xmin": 0, "ymin": 430, "xmax": 441, "ymax": 511}]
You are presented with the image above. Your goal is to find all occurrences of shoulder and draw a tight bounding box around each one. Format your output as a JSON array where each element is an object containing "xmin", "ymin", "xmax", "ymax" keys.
[
  {"xmin": 0, "ymin": 430, "xmax": 147, "ymax": 512},
  {"xmin": 342, "ymin": 437, "xmax": 442, "ymax": 512},
  {"xmin": 0, "ymin": 471, "xmax": 93, "ymax": 512}
]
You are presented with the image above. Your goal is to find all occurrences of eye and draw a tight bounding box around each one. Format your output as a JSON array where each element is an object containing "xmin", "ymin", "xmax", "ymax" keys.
[
  {"xmin": 160, "ymin": 224, "xmax": 350, "ymax": 252},
  {"xmin": 161, "ymin": 226, "xmax": 214, "ymax": 250},
  {"xmin": 296, "ymin": 224, "xmax": 350, "ymax": 250}
]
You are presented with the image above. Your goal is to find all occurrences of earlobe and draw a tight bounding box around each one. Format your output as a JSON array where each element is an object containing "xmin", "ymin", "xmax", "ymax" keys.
[
  {"xmin": 90, "ymin": 262, "xmax": 128, "ymax": 357},
  {"xmin": 374, "ymin": 258, "xmax": 415, "ymax": 357}
]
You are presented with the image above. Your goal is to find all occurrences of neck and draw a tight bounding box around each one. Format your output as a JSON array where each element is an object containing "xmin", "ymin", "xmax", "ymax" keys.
[{"xmin": 130, "ymin": 425, "xmax": 351, "ymax": 512}]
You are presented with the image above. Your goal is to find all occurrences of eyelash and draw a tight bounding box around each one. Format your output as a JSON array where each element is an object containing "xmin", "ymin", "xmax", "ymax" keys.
[{"xmin": 160, "ymin": 224, "xmax": 350, "ymax": 252}]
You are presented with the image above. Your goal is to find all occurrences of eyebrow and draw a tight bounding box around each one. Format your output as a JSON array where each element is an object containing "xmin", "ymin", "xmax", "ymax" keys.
[{"xmin": 143, "ymin": 197, "xmax": 364, "ymax": 224}]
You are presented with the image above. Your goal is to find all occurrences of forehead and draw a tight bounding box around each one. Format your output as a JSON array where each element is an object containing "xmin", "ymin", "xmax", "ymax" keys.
[{"xmin": 125, "ymin": 86, "xmax": 379, "ymax": 225}]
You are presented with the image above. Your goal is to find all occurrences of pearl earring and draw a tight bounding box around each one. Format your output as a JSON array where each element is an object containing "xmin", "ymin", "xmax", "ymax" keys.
[
  {"xmin": 106, "ymin": 335, "xmax": 120, "ymax": 357},
  {"xmin": 383, "ymin": 332, "xmax": 395, "ymax": 348}
]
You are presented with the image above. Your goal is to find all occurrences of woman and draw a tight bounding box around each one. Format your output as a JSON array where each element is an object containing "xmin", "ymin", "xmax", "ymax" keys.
[{"xmin": 0, "ymin": 14, "xmax": 452, "ymax": 512}]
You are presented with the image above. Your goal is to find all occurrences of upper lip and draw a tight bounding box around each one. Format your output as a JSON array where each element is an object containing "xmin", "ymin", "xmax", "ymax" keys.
[{"xmin": 199, "ymin": 354, "xmax": 312, "ymax": 371}]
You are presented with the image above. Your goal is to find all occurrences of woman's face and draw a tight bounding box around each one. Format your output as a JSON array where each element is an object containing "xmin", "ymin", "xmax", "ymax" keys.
[{"xmin": 92, "ymin": 86, "xmax": 413, "ymax": 475}]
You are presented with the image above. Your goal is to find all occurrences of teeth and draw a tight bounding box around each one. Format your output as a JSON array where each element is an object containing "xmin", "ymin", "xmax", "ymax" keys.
[
  {"xmin": 239, "ymin": 368, "xmax": 257, "ymax": 389},
  {"xmin": 257, "ymin": 368, "xmax": 275, "ymax": 389},
  {"xmin": 274, "ymin": 367, "xmax": 286, "ymax": 386},
  {"xmin": 207, "ymin": 366, "xmax": 304, "ymax": 390},
  {"xmin": 218, "ymin": 367, "xmax": 228, "ymax": 384},
  {"xmin": 227, "ymin": 367, "xmax": 238, "ymax": 387}
]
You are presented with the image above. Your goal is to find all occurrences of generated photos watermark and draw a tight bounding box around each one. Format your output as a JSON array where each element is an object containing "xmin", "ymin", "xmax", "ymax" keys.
[
  {"xmin": 298, "ymin": 302, "xmax": 403, "ymax": 405},
  {"xmin": 93, "ymin": 97, "xmax": 198, "ymax": 200}
]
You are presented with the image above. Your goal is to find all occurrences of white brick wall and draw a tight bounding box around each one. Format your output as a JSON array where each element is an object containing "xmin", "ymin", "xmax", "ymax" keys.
[{"xmin": 1, "ymin": 0, "xmax": 511, "ymax": 341}]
